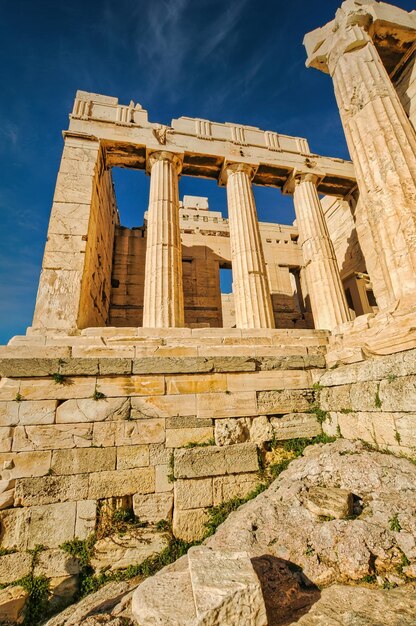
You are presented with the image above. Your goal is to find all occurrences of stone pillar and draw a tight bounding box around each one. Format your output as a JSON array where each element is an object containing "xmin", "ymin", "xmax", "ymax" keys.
[
  {"xmin": 224, "ymin": 163, "xmax": 275, "ymax": 329},
  {"xmin": 142, "ymin": 151, "xmax": 184, "ymax": 328},
  {"xmin": 304, "ymin": 7, "xmax": 416, "ymax": 310},
  {"xmin": 293, "ymin": 173, "xmax": 351, "ymax": 330}
]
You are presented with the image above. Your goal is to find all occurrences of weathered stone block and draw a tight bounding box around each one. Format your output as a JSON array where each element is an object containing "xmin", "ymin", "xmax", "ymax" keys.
[
  {"xmin": 197, "ymin": 392, "xmax": 257, "ymax": 419},
  {"xmin": 0, "ymin": 509, "xmax": 30, "ymax": 549},
  {"xmin": 214, "ymin": 418, "xmax": 250, "ymax": 446},
  {"xmin": 14, "ymin": 474, "xmax": 88, "ymax": 506},
  {"xmin": 0, "ymin": 451, "xmax": 51, "ymax": 479},
  {"xmin": 379, "ymin": 376, "xmax": 416, "ymax": 411},
  {"xmin": 58, "ymin": 358, "xmax": 99, "ymax": 376},
  {"xmin": 0, "ymin": 553, "xmax": 31, "ymax": 585},
  {"xmin": 0, "ymin": 428, "xmax": 12, "ymax": 452},
  {"xmin": 12, "ymin": 424, "xmax": 93, "ymax": 451},
  {"xmin": 133, "ymin": 357, "xmax": 213, "ymax": 375},
  {"xmin": 212, "ymin": 473, "xmax": 260, "ymax": 506},
  {"xmin": 349, "ymin": 381, "xmax": 380, "ymax": 411},
  {"xmin": 28, "ymin": 502, "xmax": 76, "ymax": 548},
  {"xmin": 114, "ymin": 420, "xmax": 165, "ymax": 446},
  {"xmin": 0, "ymin": 585, "xmax": 29, "ymax": 624},
  {"xmin": 34, "ymin": 549, "xmax": 80, "ymax": 578},
  {"xmin": 256, "ymin": 389, "xmax": 313, "ymax": 414},
  {"xmin": 173, "ymin": 508, "xmax": 209, "ymax": 542},
  {"xmin": 117, "ymin": 445, "xmax": 150, "ymax": 470},
  {"xmin": 166, "ymin": 416, "xmax": 212, "ymax": 429},
  {"xmin": 0, "ymin": 358, "xmax": 60, "ymax": 377},
  {"xmin": 0, "ymin": 379, "xmax": 20, "ymax": 402},
  {"xmin": 96, "ymin": 376, "xmax": 165, "ymax": 397},
  {"xmin": 304, "ymin": 487, "xmax": 353, "ymax": 520},
  {"xmin": 131, "ymin": 394, "xmax": 197, "ymax": 418},
  {"xmin": 174, "ymin": 444, "xmax": 258, "ymax": 479},
  {"xmin": 56, "ymin": 398, "xmax": 130, "ymax": 423},
  {"xmin": 51, "ymin": 447, "xmax": 116, "ymax": 475},
  {"xmin": 227, "ymin": 370, "xmax": 311, "ymax": 392},
  {"xmin": 212, "ymin": 357, "xmax": 256, "ymax": 372},
  {"xmin": 133, "ymin": 493, "xmax": 173, "ymax": 523},
  {"xmin": 91, "ymin": 530, "xmax": 168, "ymax": 571},
  {"xmin": 18, "ymin": 400, "xmax": 57, "ymax": 425},
  {"xmin": 174, "ymin": 478, "xmax": 213, "ymax": 510},
  {"xmin": 0, "ymin": 402, "xmax": 19, "ymax": 427},
  {"xmin": 155, "ymin": 464, "xmax": 173, "ymax": 493},
  {"xmin": 166, "ymin": 373, "xmax": 227, "ymax": 395},
  {"xmin": 270, "ymin": 413, "xmax": 322, "ymax": 440},
  {"xmin": 320, "ymin": 385, "xmax": 352, "ymax": 412},
  {"xmin": 98, "ymin": 358, "xmax": 132, "ymax": 375},
  {"xmin": 88, "ymin": 467, "xmax": 155, "ymax": 499},
  {"xmin": 166, "ymin": 427, "xmax": 213, "ymax": 448},
  {"xmin": 19, "ymin": 377, "xmax": 96, "ymax": 400}
]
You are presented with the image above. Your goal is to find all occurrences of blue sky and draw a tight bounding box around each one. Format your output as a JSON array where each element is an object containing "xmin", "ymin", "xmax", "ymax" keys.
[{"xmin": 0, "ymin": 0, "xmax": 414, "ymax": 344}]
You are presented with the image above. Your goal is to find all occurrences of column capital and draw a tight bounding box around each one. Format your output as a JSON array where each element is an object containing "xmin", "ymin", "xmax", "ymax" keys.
[
  {"xmin": 221, "ymin": 162, "xmax": 256, "ymax": 185},
  {"xmin": 147, "ymin": 151, "xmax": 183, "ymax": 175},
  {"xmin": 294, "ymin": 172, "xmax": 320, "ymax": 187}
]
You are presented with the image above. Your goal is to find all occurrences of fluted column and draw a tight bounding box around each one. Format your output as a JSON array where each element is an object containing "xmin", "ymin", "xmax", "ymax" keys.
[
  {"xmin": 142, "ymin": 151, "xmax": 184, "ymax": 327},
  {"xmin": 293, "ymin": 173, "xmax": 351, "ymax": 330},
  {"xmin": 224, "ymin": 163, "xmax": 275, "ymax": 329},
  {"xmin": 305, "ymin": 7, "xmax": 416, "ymax": 309}
]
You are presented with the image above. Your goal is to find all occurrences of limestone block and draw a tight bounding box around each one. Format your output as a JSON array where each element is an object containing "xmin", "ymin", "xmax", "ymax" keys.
[
  {"xmin": 0, "ymin": 489, "xmax": 14, "ymax": 510},
  {"xmin": 49, "ymin": 575, "xmax": 78, "ymax": 605},
  {"xmin": 0, "ymin": 585, "xmax": 29, "ymax": 624},
  {"xmin": 56, "ymin": 398, "xmax": 130, "ymax": 423},
  {"xmin": 27, "ymin": 502, "xmax": 76, "ymax": 548},
  {"xmin": 320, "ymin": 386, "xmax": 351, "ymax": 412},
  {"xmin": 0, "ymin": 358, "xmax": 61, "ymax": 378},
  {"xmin": 91, "ymin": 530, "xmax": 168, "ymax": 571},
  {"xmin": 114, "ymin": 420, "xmax": 165, "ymax": 446},
  {"xmin": 0, "ymin": 378, "xmax": 20, "ymax": 402},
  {"xmin": 270, "ymin": 413, "xmax": 322, "ymax": 440},
  {"xmin": 19, "ymin": 377, "xmax": 96, "ymax": 400},
  {"xmin": 214, "ymin": 418, "xmax": 250, "ymax": 446},
  {"xmin": 0, "ymin": 508, "xmax": 30, "ymax": 549},
  {"xmin": 395, "ymin": 414, "xmax": 416, "ymax": 448},
  {"xmin": 34, "ymin": 549, "xmax": 80, "ymax": 578},
  {"xmin": 212, "ymin": 473, "xmax": 260, "ymax": 506},
  {"xmin": 349, "ymin": 381, "xmax": 381, "ymax": 412},
  {"xmin": 72, "ymin": 346, "xmax": 135, "ymax": 359},
  {"xmin": 174, "ymin": 478, "xmax": 213, "ymax": 510},
  {"xmin": 150, "ymin": 444, "xmax": 171, "ymax": 466},
  {"xmin": 133, "ymin": 493, "xmax": 173, "ymax": 523},
  {"xmin": 14, "ymin": 474, "xmax": 88, "ymax": 506},
  {"xmin": 166, "ymin": 374, "xmax": 226, "ymax": 395},
  {"xmin": 256, "ymin": 389, "xmax": 313, "ymax": 414},
  {"xmin": 0, "ymin": 402, "xmax": 19, "ymax": 426},
  {"xmin": 0, "ymin": 451, "xmax": 51, "ymax": 479},
  {"xmin": 96, "ymin": 376, "xmax": 164, "ymax": 397},
  {"xmin": 379, "ymin": 376, "xmax": 416, "ymax": 412},
  {"xmin": 88, "ymin": 467, "xmax": 155, "ymax": 499},
  {"xmin": 0, "ymin": 428, "xmax": 12, "ymax": 452},
  {"xmin": 212, "ymin": 357, "xmax": 257, "ymax": 372},
  {"xmin": 173, "ymin": 508, "xmax": 209, "ymax": 542},
  {"xmin": 166, "ymin": 427, "xmax": 213, "ymax": 448},
  {"xmin": 58, "ymin": 358, "xmax": 99, "ymax": 375},
  {"xmin": 133, "ymin": 357, "xmax": 213, "ymax": 375},
  {"xmin": 18, "ymin": 400, "xmax": 57, "ymax": 425},
  {"xmin": 51, "ymin": 447, "xmax": 116, "ymax": 475},
  {"xmin": 0, "ymin": 553, "xmax": 31, "ymax": 585},
  {"xmin": 131, "ymin": 394, "xmax": 197, "ymax": 418},
  {"xmin": 188, "ymin": 547, "xmax": 267, "ymax": 625},
  {"xmin": 249, "ymin": 416, "xmax": 274, "ymax": 444},
  {"xmin": 155, "ymin": 464, "xmax": 173, "ymax": 493},
  {"xmin": 304, "ymin": 487, "xmax": 353, "ymax": 520},
  {"xmin": 98, "ymin": 358, "xmax": 132, "ymax": 375},
  {"xmin": 117, "ymin": 445, "xmax": 150, "ymax": 470},
  {"xmin": 337, "ymin": 412, "xmax": 398, "ymax": 447},
  {"xmin": 197, "ymin": 392, "xmax": 257, "ymax": 419},
  {"xmin": 227, "ymin": 370, "xmax": 310, "ymax": 392},
  {"xmin": 174, "ymin": 444, "xmax": 258, "ymax": 479},
  {"xmin": 12, "ymin": 424, "xmax": 93, "ymax": 451},
  {"xmin": 167, "ymin": 416, "xmax": 212, "ymax": 429},
  {"xmin": 92, "ymin": 422, "xmax": 116, "ymax": 447},
  {"xmin": 75, "ymin": 500, "xmax": 97, "ymax": 539}
]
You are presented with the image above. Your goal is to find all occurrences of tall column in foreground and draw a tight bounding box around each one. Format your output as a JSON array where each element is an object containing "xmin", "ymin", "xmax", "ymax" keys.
[
  {"xmin": 142, "ymin": 151, "xmax": 184, "ymax": 327},
  {"xmin": 304, "ymin": 5, "xmax": 416, "ymax": 309},
  {"xmin": 293, "ymin": 173, "xmax": 351, "ymax": 330},
  {"xmin": 224, "ymin": 163, "xmax": 275, "ymax": 329}
]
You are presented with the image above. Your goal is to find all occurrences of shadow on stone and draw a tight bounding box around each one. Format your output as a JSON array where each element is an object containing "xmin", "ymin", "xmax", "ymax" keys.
[{"xmin": 251, "ymin": 555, "xmax": 320, "ymax": 626}]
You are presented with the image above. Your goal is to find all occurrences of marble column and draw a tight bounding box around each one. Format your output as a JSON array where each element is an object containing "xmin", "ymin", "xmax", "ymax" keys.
[
  {"xmin": 224, "ymin": 163, "xmax": 275, "ymax": 329},
  {"xmin": 293, "ymin": 173, "xmax": 351, "ymax": 330},
  {"xmin": 305, "ymin": 10, "xmax": 416, "ymax": 310},
  {"xmin": 142, "ymin": 151, "xmax": 184, "ymax": 328}
]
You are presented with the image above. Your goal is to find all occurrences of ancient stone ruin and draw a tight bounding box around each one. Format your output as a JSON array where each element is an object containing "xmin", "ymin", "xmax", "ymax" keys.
[{"xmin": 0, "ymin": 0, "xmax": 416, "ymax": 623}]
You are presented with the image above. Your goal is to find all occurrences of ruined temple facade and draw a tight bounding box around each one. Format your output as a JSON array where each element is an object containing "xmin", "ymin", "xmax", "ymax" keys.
[{"xmin": 0, "ymin": 1, "xmax": 415, "ymax": 618}]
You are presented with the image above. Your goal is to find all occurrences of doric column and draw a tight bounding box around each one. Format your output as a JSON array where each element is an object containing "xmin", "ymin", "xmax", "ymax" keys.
[
  {"xmin": 304, "ymin": 4, "xmax": 416, "ymax": 310},
  {"xmin": 224, "ymin": 163, "xmax": 275, "ymax": 329},
  {"xmin": 293, "ymin": 173, "xmax": 351, "ymax": 330},
  {"xmin": 142, "ymin": 151, "xmax": 184, "ymax": 328}
]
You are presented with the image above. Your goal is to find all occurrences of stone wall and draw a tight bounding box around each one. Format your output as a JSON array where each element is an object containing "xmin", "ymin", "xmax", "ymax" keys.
[
  {"xmin": 0, "ymin": 329, "xmax": 326, "ymax": 602},
  {"xmin": 316, "ymin": 347, "xmax": 416, "ymax": 455}
]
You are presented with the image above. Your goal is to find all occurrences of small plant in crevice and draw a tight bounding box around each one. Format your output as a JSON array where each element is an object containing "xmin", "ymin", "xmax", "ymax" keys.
[
  {"xmin": 305, "ymin": 544, "xmax": 315, "ymax": 557},
  {"xmin": 340, "ymin": 408, "xmax": 353, "ymax": 414},
  {"xmin": 359, "ymin": 573, "xmax": 377, "ymax": 584},
  {"xmin": 394, "ymin": 430, "xmax": 401, "ymax": 444},
  {"xmin": 396, "ymin": 550, "xmax": 410, "ymax": 575},
  {"xmin": 387, "ymin": 373, "xmax": 398, "ymax": 383},
  {"xmin": 389, "ymin": 513, "xmax": 402, "ymax": 532},
  {"xmin": 0, "ymin": 547, "xmax": 16, "ymax": 556},
  {"xmin": 92, "ymin": 388, "xmax": 106, "ymax": 401},
  {"xmin": 52, "ymin": 372, "xmax": 66, "ymax": 385},
  {"xmin": 312, "ymin": 382, "xmax": 323, "ymax": 392},
  {"xmin": 167, "ymin": 451, "xmax": 176, "ymax": 483},
  {"xmin": 204, "ymin": 483, "xmax": 268, "ymax": 538},
  {"xmin": 374, "ymin": 383, "xmax": 382, "ymax": 409},
  {"xmin": 15, "ymin": 392, "xmax": 23, "ymax": 402},
  {"xmin": 183, "ymin": 439, "xmax": 215, "ymax": 449},
  {"xmin": 155, "ymin": 519, "xmax": 171, "ymax": 532}
]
